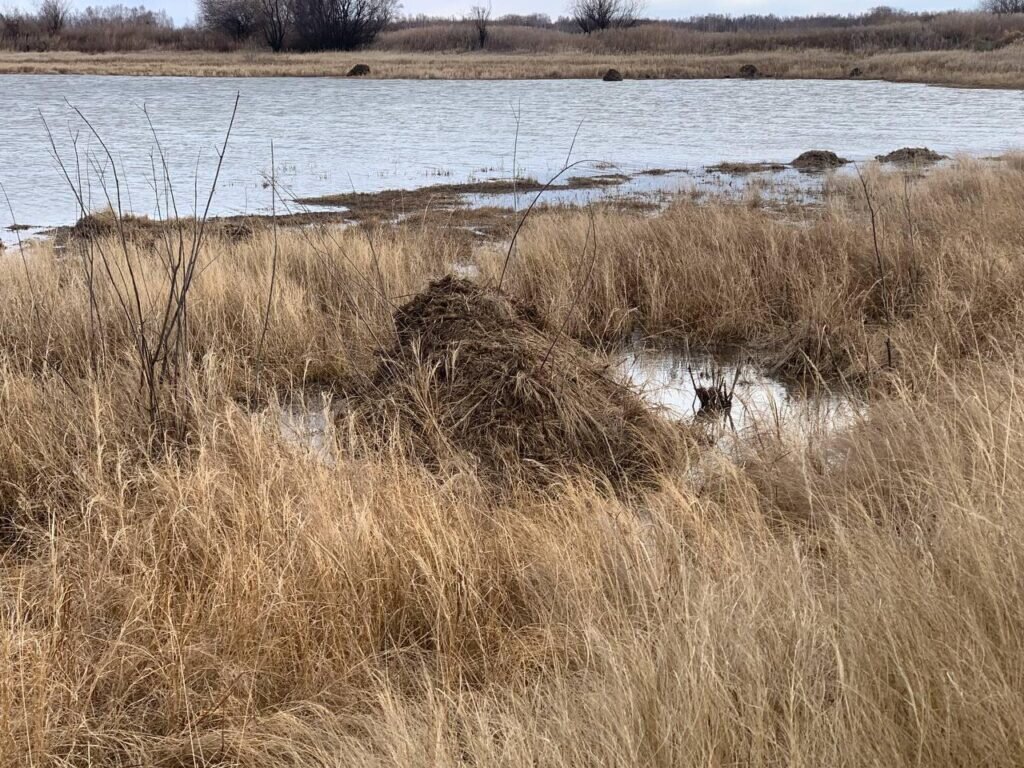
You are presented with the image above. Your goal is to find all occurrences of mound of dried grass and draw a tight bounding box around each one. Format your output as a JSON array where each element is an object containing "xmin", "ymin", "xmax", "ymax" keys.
[
  {"xmin": 64, "ymin": 209, "xmax": 159, "ymax": 243},
  {"xmin": 355, "ymin": 276, "xmax": 685, "ymax": 489},
  {"xmin": 876, "ymin": 146, "xmax": 947, "ymax": 164},
  {"xmin": 791, "ymin": 150, "xmax": 849, "ymax": 171}
]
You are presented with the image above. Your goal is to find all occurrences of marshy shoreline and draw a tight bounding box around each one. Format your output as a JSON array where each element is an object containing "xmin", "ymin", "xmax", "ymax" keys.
[{"xmin": 3, "ymin": 138, "xmax": 1024, "ymax": 765}]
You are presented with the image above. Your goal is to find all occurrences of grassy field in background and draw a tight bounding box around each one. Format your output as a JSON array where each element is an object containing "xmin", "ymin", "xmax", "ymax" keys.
[{"xmin": 1, "ymin": 45, "xmax": 1024, "ymax": 87}]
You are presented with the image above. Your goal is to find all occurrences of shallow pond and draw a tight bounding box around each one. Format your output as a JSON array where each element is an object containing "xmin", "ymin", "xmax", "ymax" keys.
[
  {"xmin": 2, "ymin": 75, "xmax": 1022, "ymax": 243},
  {"xmin": 621, "ymin": 346, "xmax": 861, "ymax": 447}
]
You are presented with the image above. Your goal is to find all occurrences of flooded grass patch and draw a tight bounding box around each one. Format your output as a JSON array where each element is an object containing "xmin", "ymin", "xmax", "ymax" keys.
[
  {"xmin": 293, "ymin": 174, "xmax": 636, "ymax": 224},
  {"xmin": 621, "ymin": 343, "xmax": 863, "ymax": 449},
  {"xmin": 706, "ymin": 161, "xmax": 788, "ymax": 174}
]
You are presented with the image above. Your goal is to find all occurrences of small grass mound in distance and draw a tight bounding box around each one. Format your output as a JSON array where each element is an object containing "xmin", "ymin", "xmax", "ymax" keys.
[
  {"xmin": 876, "ymin": 146, "xmax": 948, "ymax": 164},
  {"xmin": 354, "ymin": 275, "xmax": 686, "ymax": 490},
  {"xmin": 791, "ymin": 150, "xmax": 850, "ymax": 170}
]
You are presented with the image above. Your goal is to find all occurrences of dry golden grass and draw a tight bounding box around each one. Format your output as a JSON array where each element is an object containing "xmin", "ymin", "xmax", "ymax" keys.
[
  {"xmin": 3, "ymin": 158, "xmax": 1024, "ymax": 765},
  {"xmin": 2, "ymin": 45, "xmax": 1024, "ymax": 87},
  {"xmin": 484, "ymin": 157, "xmax": 1024, "ymax": 377}
]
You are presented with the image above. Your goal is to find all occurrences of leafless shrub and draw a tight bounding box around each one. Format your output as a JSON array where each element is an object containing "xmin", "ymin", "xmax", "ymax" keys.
[
  {"xmin": 568, "ymin": 0, "xmax": 643, "ymax": 33},
  {"xmin": 38, "ymin": 0, "xmax": 71, "ymax": 35},
  {"xmin": 259, "ymin": 0, "xmax": 291, "ymax": 50},
  {"xmin": 199, "ymin": 0, "xmax": 262, "ymax": 40},
  {"xmin": 981, "ymin": 0, "xmax": 1024, "ymax": 13},
  {"xmin": 291, "ymin": 0, "xmax": 398, "ymax": 50},
  {"xmin": 42, "ymin": 96, "xmax": 241, "ymax": 446},
  {"xmin": 467, "ymin": 4, "xmax": 490, "ymax": 48}
]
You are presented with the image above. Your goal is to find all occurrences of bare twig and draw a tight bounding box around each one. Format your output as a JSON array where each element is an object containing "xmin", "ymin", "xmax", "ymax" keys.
[
  {"xmin": 538, "ymin": 207, "xmax": 597, "ymax": 372},
  {"xmin": 256, "ymin": 141, "xmax": 279, "ymax": 379},
  {"xmin": 854, "ymin": 162, "xmax": 894, "ymax": 370},
  {"xmin": 497, "ymin": 158, "xmax": 604, "ymax": 291}
]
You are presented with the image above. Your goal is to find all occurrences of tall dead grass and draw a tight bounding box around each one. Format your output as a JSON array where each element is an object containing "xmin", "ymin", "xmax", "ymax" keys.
[
  {"xmin": 2, "ymin": 158, "xmax": 1024, "ymax": 765},
  {"xmin": 3, "ymin": 45, "xmax": 1024, "ymax": 88},
  {"xmin": 484, "ymin": 157, "xmax": 1024, "ymax": 377},
  {"xmin": 378, "ymin": 13, "xmax": 1024, "ymax": 56}
]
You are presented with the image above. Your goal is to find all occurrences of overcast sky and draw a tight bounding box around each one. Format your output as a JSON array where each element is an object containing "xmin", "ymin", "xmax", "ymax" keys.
[{"xmin": 18, "ymin": 0, "xmax": 971, "ymax": 27}]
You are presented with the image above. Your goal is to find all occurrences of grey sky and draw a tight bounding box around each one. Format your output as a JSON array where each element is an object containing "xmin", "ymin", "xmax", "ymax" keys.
[{"xmin": 36, "ymin": 0, "xmax": 971, "ymax": 27}]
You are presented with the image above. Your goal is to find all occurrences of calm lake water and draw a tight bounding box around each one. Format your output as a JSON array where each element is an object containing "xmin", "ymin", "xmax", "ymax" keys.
[{"xmin": 1, "ymin": 74, "xmax": 1022, "ymax": 241}]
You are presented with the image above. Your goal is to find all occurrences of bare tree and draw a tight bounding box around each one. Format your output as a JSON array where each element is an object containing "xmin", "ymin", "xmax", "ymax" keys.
[
  {"xmin": 980, "ymin": 0, "xmax": 1024, "ymax": 12},
  {"xmin": 290, "ymin": 0, "xmax": 398, "ymax": 50},
  {"xmin": 38, "ymin": 0, "xmax": 71, "ymax": 35},
  {"xmin": 568, "ymin": 0, "xmax": 643, "ymax": 33},
  {"xmin": 259, "ymin": 0, "xmax": 291, "ymax": 50},
  {"xmin": 199, "ymin": 0, "xmax": 261, "ymax": 40},
  {"xmin": 468, "ymin": 4, "xmax": 490, "ymax": 49}
]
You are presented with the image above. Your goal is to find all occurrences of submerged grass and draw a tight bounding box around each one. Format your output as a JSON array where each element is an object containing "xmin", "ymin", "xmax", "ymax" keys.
[{"xmin": 1, "ymin": 158, "xmax": 1024, "ymax": 765}]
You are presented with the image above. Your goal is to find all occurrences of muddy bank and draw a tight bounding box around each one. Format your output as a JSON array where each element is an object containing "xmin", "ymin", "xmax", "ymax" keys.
[
  {"xmin": 294, "ymin": 175, "xmax": 632, "ymax": 223},
  {"xmin": 707, "ymin": 161, "xmax": 788, "ymax": 174},
  {"xmin": 705, "ymin": 150, "xmax": 851, "ymax": 176},
  {"xmin": 48, "ymin": 209, "xmax": 350, "ymax": 247}
]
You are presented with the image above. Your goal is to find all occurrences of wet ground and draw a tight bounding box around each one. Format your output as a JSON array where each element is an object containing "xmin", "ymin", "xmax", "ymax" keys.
[{"xmin": 277, "ymin": 343, "xmax": 862, "ymax": 462}]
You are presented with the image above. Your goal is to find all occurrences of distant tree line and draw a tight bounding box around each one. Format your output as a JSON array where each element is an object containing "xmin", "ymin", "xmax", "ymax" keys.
[
  {"xmin": 980, "ymin": 0, "xmax": 1024, "ymax": 13},
  {"xmin": 197, "ymin": 0, "xmax": 646, "ymax": 50},
  {"xmin": 4, "ymin": 1, "xmax": 174, "ymax": 37},
  {"xmin": 0, "ymin": 2, "xmax": 191, "ymax": 52},
  {"xmin": 198, "ymin": 0, "xmax": 400, "ymax": 50},
  {"xmin": 2, "ymin": 0, "xmax": 1021, "ymax": 55}
]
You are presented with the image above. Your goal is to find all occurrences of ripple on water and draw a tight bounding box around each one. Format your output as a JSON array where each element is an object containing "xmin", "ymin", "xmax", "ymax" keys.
[{"xmin": 3, "ymin": 75, "xmax": 1022, "ymax": 244}]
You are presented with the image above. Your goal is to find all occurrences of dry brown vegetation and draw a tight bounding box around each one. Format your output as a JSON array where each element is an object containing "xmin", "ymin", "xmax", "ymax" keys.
[
  {"xmin": 5, "ymin": 8, "xmax": 1024, "ymax": 87},
  {"xmin": 2, "ymin": 157, "xmax": 1024, "ymax": 765},
  {"xmin": 381, "ymin": 11, "xmax": 1024, "ymax": 55},
  {"xmin": 489, "ymin": 157, "xmax": 1024, "ymax": 377},
  {"xmin": 4, "ymin": 8, "xmax": 1024, "ymax": 87},
  {"xmin": 4, "ymin": 44, "xmax": 1024, "ymax": 87}
]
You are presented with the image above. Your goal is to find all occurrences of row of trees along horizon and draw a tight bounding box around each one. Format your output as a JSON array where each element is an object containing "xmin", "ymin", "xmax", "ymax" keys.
[{"xmin": 2, "ymin": 0, "xmax": 1023, "ymax": 54}]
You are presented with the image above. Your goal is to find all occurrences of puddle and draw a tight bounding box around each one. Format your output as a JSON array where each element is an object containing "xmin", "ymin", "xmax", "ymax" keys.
[
  {"xmin": 620, "ymin": 345, "xmax": 861, "ymax": 447},
  {"xmin": 277, "ymin": 398, "xmax": 333, "ymax": 463}
]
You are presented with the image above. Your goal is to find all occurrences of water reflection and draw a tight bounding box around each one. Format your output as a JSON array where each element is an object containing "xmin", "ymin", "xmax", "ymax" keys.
[{"xmin": 620, "ymin": 345, "xmax": 861, "ymax": 446}]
